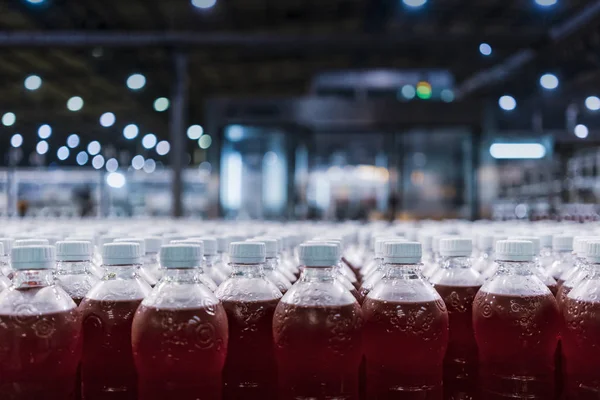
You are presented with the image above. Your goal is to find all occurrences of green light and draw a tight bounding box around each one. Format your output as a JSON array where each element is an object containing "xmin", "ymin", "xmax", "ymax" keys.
[{"xmin": 416, "ymin": 81, "xmax": 432, "ymax": 99}]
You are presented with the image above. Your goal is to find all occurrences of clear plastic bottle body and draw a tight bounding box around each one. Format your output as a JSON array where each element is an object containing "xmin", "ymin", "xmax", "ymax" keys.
[
  {"xmin": 80, "ymin": 263, "xmax": 152, "ymax": 399},
  {"xmin": 215, "ymin": 262, "xmax": 282, "ymax": 399},
  {"xmin": 216, "ymin": 251, "xmax": 232, "ymax": 276},
  {"xmin": 273, "ymin": 265, "xmax": 363, "ymax": 399},
  {"xmin": 264, "ymin": 257, "xmax": 292, "ymax": 294},
  {"xmin": 363, "ymin": 262, "xmax": 449, "ymax": 398},
  {"xmin": 533, "ymin": 255, "xmax": 559, "ymax": 296},
  {"xmin": 204, "ymin": 254, "xmax": 228, "ymax": 286},
  {"xmin": 55, "ymin": 260, "xmax": 100, "ymax": 306},
  {"xmin": 0, "ymin": 254, "xmax": 12, "ymax": 279},
  {"xmin": 142, "ymin": 252, "xmax": 163, "ymax": 283},
  {"xmin": 473, "ymin": 260, "xmax": 560, "ymax": 399},
  {"xmin": 358, "ymin": 257, "xmax": 384, "ymax": 303},
  {"xmin": 473, "ymin": 249, "xmax": 494, "ymax": 274},
  {"xmin": 430, "ymin": 255, "xmax": 483, "ymax": 399},
  {"xmin": 0, "ymin": 269, "xmax": 81, "ymax": 399},
  {"xmin": 561, "ymin": 262, "xmax": 600, "ymax": 397},
  {"xmin": 548, "ymin": 250, "xmax": 576, "ymax": 285},
  {"xmin": 132, "ymin": 268, "xmax": 229, "ymax": 399},
  {"xmin": 540, "ymin": 245, "xmax": 554, "ymax": 270},
  {"xmin": 276, "ymin": 255, "xmax": 297, "ymax": 283}
]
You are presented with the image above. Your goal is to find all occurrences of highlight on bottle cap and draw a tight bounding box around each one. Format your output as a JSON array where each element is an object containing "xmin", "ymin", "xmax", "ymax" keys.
[
  {"xmin": 439, "ymin": 238, "xmax": 473, "ymax": 257},
  {"xmin": 102, "ymin": 242, "xmax": 142, "ymax": 265},
  {"xmin": 12, "ymin": 245, "xmax": 56, "ymax": 270},
  {"xmin": 160, "ymin": 244, "xmax": 203, "ymax": 269},
  {"xmin": 229, "ymin": 242, "xmax": 266, "ymax": 264},
  {"xmin": 299, "ymin": 243, "xmax": 339, "ymax": 267},
  {"xmin": 114, "ymin": 238, "xmax": 147, "ymax": 255},
  {"xmin": 144, "ymin": 237, "xmax": 164, "ymax": 254},
  {"xmin": 417, "ymin": 231, "xmax": 433, "ymax": 251},
  {"xmin": 14, "ymin": 238, "xmax": 50, "ymax": 247},
  {"xmin": 572, "ymin": 236, "xmax": 600, "ymax": 257},
  {"xmin": 56, "ymin": 241, "xmax": 93, "ymax": 262},
  {"xmin": 248, "ymin": 238, "xmax": 278, "ymax": 258},
  {"xmin": 552, "ymin": 234, "xmax": 574, "ymax": 252},
  {"xmin": 192, "ymin": 237, "xmax": 217, "ymax": 256},
  {"xmin": 495, "ymin": 240, "xmax": 534, "ymax": 262},
  {"xmin": 509, "ymin": 236, "xmax": 541, "ymax": 255},
  {"xmin": 383, "ymin": 241, "xmax": 422, "ymax": 264},
  {"xmin": 374, "ymin": 237, "xmax": 407, "ymax": 257}
]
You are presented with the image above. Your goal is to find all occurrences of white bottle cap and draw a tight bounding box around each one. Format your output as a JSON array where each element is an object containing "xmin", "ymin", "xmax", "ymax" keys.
[
  {"xmin": 160, "ymin": 244, "xmax": 203, "ymax": 269},
  {"xmin": 114, "ymin": 238, "xmax": 146, "ymax": 255},
  {"xmin": 229, "ymin": 242, "xmax": 265, "ymax": 264},
  {"xmin": 172, "ymin": 239, "xmax": 205, "ymax": 255},
  {"xmin": 509, "ymin": 236, "xmax": 541, "ymax": 255},
  {"xmin": 573, "ymin": 236, "xmax": 600, "ymax": 257},
  {"xmin": 495, "ymin": 240, "xmax": 534, "ymax": 262},
  {"xmin": 538, "ymin": 233, "xmax": 553, "ymax": 248},
  {"xmin": 299, "ymin": 243, "xmax": 339, "ymax": 267},
  {"xmin": 585, "ymin": 240, "xmax": 600, "ymax": 263},
  {"xmin": 14, "ymin": 239, "xmax": 50, "ymax": 247},
  {"xmin": 0, "ymin": 238, "xmax": 13, "ymax": 256},
  {"xmin": 144, "ymin": 237, "xmax": 164, "ymax": 254},
  {"xmin": 56, "ymin": 241, "xmax": 93, "ymax": 262},
  {"xmin": 553, "ymin": 235, "xmax": 574, "ymax": 252},
  {"xmin": 305, "ymin": 240, "xmax": 342, "ymax": 259},
  {"xmin": 191, "ymin": 237, "xmax": 217, "ymax": 256},
  {"xmin": 383, "ymin": 241, "xmax": 422, "ymax": 264},
  {"xmin": 12, "ymin": 245, "xmax": 55, "ymax": 270},
  {"xmin": 375, "ymin": 237, "xmax": 406, "ymax": 257},
  {"xmin": 249, "ymin": 238, "xmax": 278, "ymax": 258},
  {"xmin": 432, "ymin": 236, "xmax": 450, "ymax": 252},
  {"xmin": 97, "ymin": 234, "xmax": 120, "ymax": 248},
  {"xmin": 102, "ymin": 243, "xmax": 142, "ymax": 265},
  {"xmin": 417, "ymin": 232, "xmax": 433, "ymax": 251},
  {"xmin": 439, "ymin": 238, "xmax": 473, "ymax": 257},
  {"xmin": 477, "ymin": 234, "xmax": 494, "ymax": 251}
]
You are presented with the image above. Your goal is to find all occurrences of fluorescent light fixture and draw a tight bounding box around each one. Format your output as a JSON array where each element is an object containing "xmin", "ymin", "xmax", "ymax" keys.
[{"xmin": 489, "ymin": 143, "xmax": 546, "ymax": 159}]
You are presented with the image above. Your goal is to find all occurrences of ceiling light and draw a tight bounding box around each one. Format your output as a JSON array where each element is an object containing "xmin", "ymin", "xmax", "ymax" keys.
[
  {"xmin": 403, "ymin": 0, "xmax": 426, "ymax": 7},
  {"xmin": 143, "ymin": 158, "xmax": 156, "ymax": 173},
  {"xmin": 499, "ymin": 95, "xmax": 517, "ymax": 111},
  {"xmin": 92, "ymin": 155, "xmax": 105, "ymax": 169},
  {"xmin": 57, "ymin": 146, "xmax": 70, "ymax": 161},
  {"xmin": 105, "ymin": 158, "xmax": 119, "ymax": 172},
  {"xmin": 24, "ymin": 75, "xmax": 42, "ymax": 91},
  {"xmin": 106, "ymin": 172, "xmax": 126, "ymax": 189},
  {"xmin": 126, "ymin": 74, "xmax": 146, "ymax": 90},
  {"xmin": 585, "ymin": 96, "xmax": 600, "ymax": 111},
  {"xmin": 540, "ymin": 73, "xmax": 559, "ymax": 90},
  {"xmin": 123, "ymin": 124, "xmax": 139, "ymax": 139},
  {"xmin": 489, "ymin": 143, "xmax": 546, "ymax": 159},
  {"xmin": 153, "ymin": 97, "xmax": 170, "ymax": 112},
  {"xmin": 87, "ymin": 141, "xmax": 101, "ymax": 155},
  {"xmin": 574, "ymin": 124, "xmax": 589, "ymax": 139},
  {"xmin": 142, "ymin": 133, "xmax": 157, "ymax": 149},
  {"xmin": 535, "ymin": 0, "xmax": 557, "ymax": 6},
  {"xmin": 198, "ymin": 134, "xmax": 212, "ymax": 149},
  {"xmin": 156, "ymin": 141, "xmax": 170, "ymax": 156},
  {"xmin": 2, "ymin": 112, "xmax": 16, "ymax": 127},
  {"xmin": 36, "ymin": 141, "xmax": 48, "ymax": 155},
  {"xmin": 11, "ymin": 134, "xmax": 23, "ymax": 148},
  {"xmin": 76, "ymin": 151, "xmax": 89, "ymax": 165},
  {"xmin": 479, "ymin": 43, "xmax": 492, "ymax": 56},
  {"xmin": 187, "ymin": 125, "xmax": 204, "ymax": 140},
  {"xmin": 67, "ymin": 96, "xmax": 84, "ymax": 111},
  {"xmin": 67, "ymin": 134, "xmax": 80, "ymax": 148},
  {"xmin": 132, "ymin": 155, "xmax": 145, "ymax": 170},
  {"xmin": 191, "ymin": 0, "xmax": 217, "ymax": 9},
  {"xmin": 38, "ymin": 124, "xmax": 52, "ymax": 139},
  {"xmin": 99, "ymin": 112, "xmax": 116, "ymax": 127}
]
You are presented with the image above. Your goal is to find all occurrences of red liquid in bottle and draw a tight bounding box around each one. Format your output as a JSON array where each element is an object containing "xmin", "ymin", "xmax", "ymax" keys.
[
  {"xmin": 562, "ymin": 298, "xmax": 600, "ymax": 398},
  {"xmin": 221, "ymin": 298, "xmax": 279, "ymax": 399},
  {"xmin": 363, "ymin": 298, "xmax": 449, "ymax": 399},
  {"xmin": 273, "ymin": 302, "xmax": 363, "ymax": 400},
  {"xmin": 433, "ymin": 284, "xmax": 481, "ymax": 399},
  {"xmin": 80, "ymin": 298, "xmax": 143, "ymax": 400},
  {"xmin": 132, "ymin": 305, "xmax": 229, "ymax": 400},
  {"xmin": 0, "ymin": 309, "xmax": 82, "ymax": 399},
  {"xmin": 473, "ymin": 292, "xmax": 560, "ymax": 399}
]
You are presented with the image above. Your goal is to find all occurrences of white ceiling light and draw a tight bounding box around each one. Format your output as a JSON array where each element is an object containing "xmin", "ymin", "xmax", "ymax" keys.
[
  {"xmin": 142, "ymin": 133, "xmax": 157, "ymax": 149},
  {"xmin": 191, "ymin": 0, "xmax": 217, "ymax": 9},
  {"xmin": 198, "ymin": 134, "xmax": 212, "ymax": 149},
  {"xmin": 187, "ymin": 124, "xmax": 204, "ymax": 140},
  {"xmin": 126, "ymin": 74, "xmax": 146, "ymax": 90},
  {"xmin": 67, "ymin": 96, "xmax": 84, "ymax": 111},
  {"xmin": 535, "ymin": 0, "xmax": 557, "ymax": 6},
  {"xmin": 156, "ymin": 141, "xmax": 170, "ymax": 156},
  {"xmin": 153, "ymin": 97, "xmax": 170, "ymax": 112},
  {"xmin": 131, "ymin": 155, "xmax": 145, "ymax": 170},
  {"xmin": 440, "ymin": 89, "xmax": 454, "ymax": 103},
  {"xmin": 67, "ymin": 134, "xmax": 80, "ymax": 148},
  {"xmin": 38, "ymin": 124, "xmax": 52, "ymax": 139},
  {"xmin": 106, "ymin": 172, "xmax": 126, "ymax": 189},
  {"xmin": 2, "ymin": 112, "xmax": 16, "ymax": 127},
  {"xmin": 87, "ymin": 141, "xmax": 101, "ymax": 156},
  {"xmin": 99, "ymin": 112, "xmax": 116, "ymax": 127},
  {"xmin": 57, "ymin": 146, "xmax": 70, "ymax": 161},
  {"xmin": 123, "ymin": 124, "xmax": 139, "ymax": 139},
  {"xmin": 143, "ymin": 158, "xmax": 156, "ymax": 173},
  {"xmin": 574, "ymin": 124, "xmax": 589, "ymax": 139},
  {"xmin": 403, "ymin": 0, "xmax": 426, "ymax": 7},
  {"xmin": 105, "ymin": 158, "xmax": 119, "ymax": 172},
  {"xmin": 498, "ymin": 95, "xmax": 517, "ymax": 111},
  {"xmin": 10, "ymin": 134, "xmax": 23, "ymax": 148},
  {"xmin": 36, "ymin": 141, "xmax": 49, "ymax": 155},
  {"xmin": 479, "ymin": 43, "xmax": 492, "ymax": 56},
  {"xmin": 24, "ymin": 75, "xmax": 42, "ymax": 91},
  {"xmin": 489, "ymin": 143, "xmax": 546, "ymax": 159},
  {"xmin": 585, "ymin": 96, "xmax": 600, "ymax": 111},
  {"xmin": 539, "ymin": 73, "xmax": 559, "ymax": 90},
  {"xmin": 92, "ymin": 155, "xmax": 105, "ymax": 169},
  {"xmin": 76, "ymin": 151, "xmax": 89, "ymax": 165}
]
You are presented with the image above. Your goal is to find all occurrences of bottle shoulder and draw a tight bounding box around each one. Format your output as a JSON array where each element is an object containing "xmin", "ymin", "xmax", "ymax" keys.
[
  {"xmin": 85, "ymin": 277, "xmax": 152, "ymax": 301},
  {"xmin": 142, "ymin": 281, "xmax": 221, "ymax": 309},
  {"xmin": 0, "ymin": 285, "xmax": 76, "ymax": 315},
  {"xmin": 367, "ymin": 278, "xmax": 442, "ymax": 303},
  {"xmin": 215, "ymin": 276, "xmax": 282, "ymax": 302},
  {"xmin": 480, "ymin": 274, "xmax": 552, "ymax": 296},
  {"xmin": 280, "ymin": 279, "xmax": 358, "ymax": 307},
  {"xmin": 429, "ymin": 267, "xmax": 483, "ymax": 287}
]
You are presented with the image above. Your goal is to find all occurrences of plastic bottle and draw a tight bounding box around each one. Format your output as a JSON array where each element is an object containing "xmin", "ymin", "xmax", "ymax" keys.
[
  {"xmin": 132, "ymin": 244, "xmax": 229, "ymax": 400},
  {"xmin": 14, "ymin": 238, "xmax": 50, "ymax": 247},
  {"xmin": 191, "ymin": 237, "xmax": 229, "ymax": 285},
  {"xmin": 80, "ymin": 242, "xmax": 152, "ymax": 399},
  {"xmin": 172, "ymin": 240, "xmax": 219, "ymax": 291},
  {"xmin": 430, "ymin": 237, "xmax": 482, "ymax": 399},
  {"xmin": 510, "ymin": 236, "xmax": 559, "ymax": 296},
  {"xmin": 556, "ymin": 238, "xmax": 596, "ymax": 310},
  {"xmin": 0, "ymin": 238, "xmax": 14, "ymax": 278},
  {"xmin": 249, "ymin": 238, "xmax": 292, "ymax": 294},
  {"xmin": 423, "ymin": 235, "xmax": 448, "ymax": 279},
  {"xmin": 215, "ymin": 242, "xmax": 282, "ymax": 399},
  {"xmin": 55, "ymin": 241, "xmax": 100, "ymax": 305},
  {"xmin": 419, "ymin": 231, "xmax": 435, "ymax": 276},
  {"xmin": 561, "ymin": 240, "xmax": 600, "ymax": 397},
  {"xmin": 473, "ymin": 240, "xmax": 560, "ymax": 398},
  {"xmin": 548, "ymin": 234, "xmax": 574, "ymax": 286},
  {"xmin": 363, "ymin": 241, "xmax": 449, "ymax": 399},
  {"xmin": 0, "ymin": 245, "xmax": 81, "ymax": 399},
  {"xmin": 273, "ymin": 243, "xmax": 363, "ymax": 399},
  {"xmin": 143, "ymin": 236, "xmax": 163, "ymax": 282},
  {"xmin": 272, "ymin": 236, "xmax": 298, "ymax": 283},
  {"xmin": 538, "ymin": 233, "xmax": 554, "ymax": 270},
  {"xmin": 114, "ymin": 238, "xmax": 158, "ymax": 287},
  {"xmin": 358, "ymin": 237, "xmax": 405, "ymax": 303},
  {"xmin": 473, "ymin": 233, "xmax": 494, "ymax": 273}
]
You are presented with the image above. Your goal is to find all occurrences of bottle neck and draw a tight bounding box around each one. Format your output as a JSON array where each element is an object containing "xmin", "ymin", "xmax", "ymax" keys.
[
  {"xmin": 13, "ymin": 269, "xmax": 54, "ymax": 289},
  {"xmin": 102, "ymin": 264, "xmax": 142, "ymax": 280},
  {"xmin": 145, "ymin": 252, "xmax": 159, "ymax": 264},
  {"xmin": 300, "ymin": 266, "xmax": 335, "ymax": 282},
  {"xmin": 264, "ymin": 257, "xmax": 277, "ymax": 271},
  {"xmin": 56, "ymin": 260, "xmax": 90, "ymax": 275},
  {"xmin": 441, "ymin": 255, "xmax": 472, "ymax": 269},
  {"xmin": 230, "ymin": 262, "xmax": 264, "ymax": 278},
  {"xmin": 383, "ymin": 263, "xmax": 423, "ymax": 279},
  {"xmin": 205, "ymin": 254, "xmax": 218, "ymax": 267},
  {"xmin": 495, "ymin": 260, "xmax": 536, "ymax": 275},
  {"xmin": 162, "ymin": 268, "xmax": 198, "ymax": 283}
]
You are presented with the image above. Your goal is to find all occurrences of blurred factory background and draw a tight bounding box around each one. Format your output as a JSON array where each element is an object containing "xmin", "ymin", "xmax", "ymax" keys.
[{"xmin": 1, "ymin": 0, "xmax": 600, "ymax": 221}]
